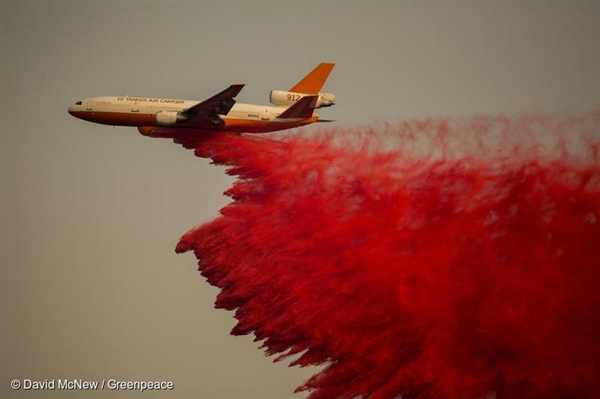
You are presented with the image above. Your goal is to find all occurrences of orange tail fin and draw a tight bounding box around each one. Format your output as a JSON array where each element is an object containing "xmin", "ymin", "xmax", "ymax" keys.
[{"xmin": 289, "ymin": 63, "xmax": 335, "ymax": 94}]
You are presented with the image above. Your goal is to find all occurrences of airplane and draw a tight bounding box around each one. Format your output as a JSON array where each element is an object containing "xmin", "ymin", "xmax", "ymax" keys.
[{"xmin": 68, "ymin": 63, "xmax": 335, "ymax": 145}]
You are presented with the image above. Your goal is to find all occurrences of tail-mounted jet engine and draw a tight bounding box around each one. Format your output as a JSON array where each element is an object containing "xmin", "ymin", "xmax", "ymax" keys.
[{"xmin": 270, "ymin": 91, "xmax": 335, "ymax": 108}]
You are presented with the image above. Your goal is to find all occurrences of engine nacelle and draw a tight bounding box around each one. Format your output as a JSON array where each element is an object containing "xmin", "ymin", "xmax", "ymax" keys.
[
  {"xmin": 269, "ymin": 90, "xmax": 335, "ymax": 108},
  {"xmin": 155, "ymin": 111, "xmax": 187, "ymax": 126}
]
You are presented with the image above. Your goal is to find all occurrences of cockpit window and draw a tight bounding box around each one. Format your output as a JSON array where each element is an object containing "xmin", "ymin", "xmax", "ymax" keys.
[{"xmin": 75, "ymin": 101, "xmax": 82, "ymax": 105}]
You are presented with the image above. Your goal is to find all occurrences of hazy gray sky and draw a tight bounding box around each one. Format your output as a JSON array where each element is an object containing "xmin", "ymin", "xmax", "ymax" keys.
[{"xmin": 2, "ymin": 1, "xmax": 599, "ymax": 399}]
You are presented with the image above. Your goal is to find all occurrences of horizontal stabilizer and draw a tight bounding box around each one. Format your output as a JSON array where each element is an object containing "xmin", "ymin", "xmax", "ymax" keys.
[{"xmin": 277, "ymin": 95, "xmax": 318, "ymax": 119}]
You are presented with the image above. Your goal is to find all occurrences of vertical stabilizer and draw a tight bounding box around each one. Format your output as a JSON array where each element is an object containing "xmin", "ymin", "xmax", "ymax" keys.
[{"xmin": 289, "ymin": 63, "xmax": 335, "ymax": 94}]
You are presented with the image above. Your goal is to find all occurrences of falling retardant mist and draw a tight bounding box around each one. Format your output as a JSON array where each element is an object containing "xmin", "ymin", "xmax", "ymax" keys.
[{"xmin": 176, "ymin": 112, "xmax": 600, "ymax": 399}]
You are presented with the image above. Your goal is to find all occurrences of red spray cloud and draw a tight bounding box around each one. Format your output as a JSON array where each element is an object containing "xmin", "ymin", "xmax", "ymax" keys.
[{"xmin": 175, "ymin": 112, "xmax": 600, "ymax": 399}]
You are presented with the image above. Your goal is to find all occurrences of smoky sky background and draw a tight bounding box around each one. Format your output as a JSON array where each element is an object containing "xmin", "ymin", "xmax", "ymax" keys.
[{"xmin": 1, "ymin": 2, "xmax": 599, "ymax": 399}]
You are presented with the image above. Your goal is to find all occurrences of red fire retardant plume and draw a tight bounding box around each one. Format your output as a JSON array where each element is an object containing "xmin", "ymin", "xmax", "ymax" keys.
[{"xmin": 176, "ymin": 112, "xmax": 600, "ymax": 399}]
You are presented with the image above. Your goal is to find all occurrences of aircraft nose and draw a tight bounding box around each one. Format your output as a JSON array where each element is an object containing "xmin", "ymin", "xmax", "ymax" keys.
[{"xmin": 68, "ymin": 101, "xmax": 83, "ymax": 116}]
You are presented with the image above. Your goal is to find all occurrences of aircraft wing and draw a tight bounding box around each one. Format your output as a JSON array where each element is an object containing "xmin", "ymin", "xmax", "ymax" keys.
[{"xmin": 180, "ymin": 84, "xmax": 245, "ymax": 128}]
